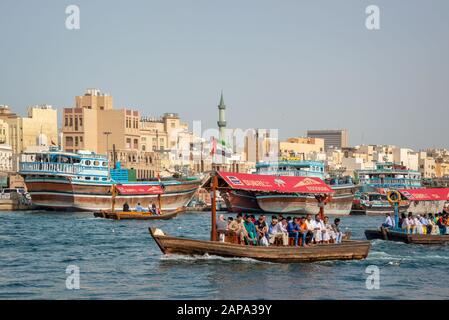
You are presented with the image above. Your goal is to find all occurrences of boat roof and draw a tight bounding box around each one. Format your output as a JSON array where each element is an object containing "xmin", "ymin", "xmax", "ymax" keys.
[
  {"xmin": 216, "ymin": 171, "xmax": 334, "ymax": 194},
  {"xmin": 399, "ymin": 188, "xmax": 449, "ymax": 201}
]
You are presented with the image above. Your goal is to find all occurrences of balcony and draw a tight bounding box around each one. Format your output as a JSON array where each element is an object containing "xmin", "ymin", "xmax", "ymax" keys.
[{"xmin": 19, "ymin": 162, "xmax": 81, "ymax": 175}]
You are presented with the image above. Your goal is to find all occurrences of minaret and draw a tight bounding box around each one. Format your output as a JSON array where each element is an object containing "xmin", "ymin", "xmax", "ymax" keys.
[{"xmin": 217, "ymin": 92, "xmax": 226, "ymax": 143}]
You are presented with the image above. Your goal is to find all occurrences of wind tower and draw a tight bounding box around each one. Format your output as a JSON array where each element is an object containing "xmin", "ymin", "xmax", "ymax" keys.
[{"xmin": 217, "ymin": 92, "xmax": 226, "ymax": 144}]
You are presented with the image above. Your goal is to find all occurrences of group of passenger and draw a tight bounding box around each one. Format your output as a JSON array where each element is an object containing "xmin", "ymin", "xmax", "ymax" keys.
[
  {"xmin": 382, "ymin": 211, "xmax": 449, "ymax": 235},
  {"xmin": 217, "ymin": 213, "xmax": 345, "ymax": 246},
  {"xmin": 122, "ymin": 202, "xmax": 161, "ymax": 215}
]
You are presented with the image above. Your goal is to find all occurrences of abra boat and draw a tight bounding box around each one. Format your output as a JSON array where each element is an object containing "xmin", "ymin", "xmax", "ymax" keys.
[
  {"xmin": 18, "ymin": 148, "xmax": 202, "ymax": 212},
  {"xmin": 149, "ymin": 173, "xmax": 371, "ymax": 263},
  {"xmin": 364, "ymin": 190, "xmax": 449, "ymax": 244},
  {"xmin": 150, "ymin": 228, "xmax": 370, "ymax": 263},
  {"xmin": 365, "ymin": 228, "xmax": 449, "ymax": 245},
  {"xmin": 94, "ymin": 208, "xmax": 181, "ymax": 220}
]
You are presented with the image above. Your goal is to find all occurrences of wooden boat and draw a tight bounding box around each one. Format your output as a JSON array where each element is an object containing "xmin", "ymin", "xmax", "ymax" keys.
[
  {"xmin": 365, "ymin": 228, "xmax": 449, "ymax": 245},
  {"xmin": 149, "ymin": 172, "xmax": 371, "ymax": 263},
  {"xmin": 94, "ymin": 208, "xmax": 181, "ymax": 220},
  {"xmin": 149, "ymin": 228, "xmax": 370, "ymax": 263}
]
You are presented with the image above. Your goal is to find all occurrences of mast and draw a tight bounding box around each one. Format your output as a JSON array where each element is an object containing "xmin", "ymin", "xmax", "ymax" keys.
[{"xmin": 210, "ymin": 172, "xmax": 218, "ymax": 241}]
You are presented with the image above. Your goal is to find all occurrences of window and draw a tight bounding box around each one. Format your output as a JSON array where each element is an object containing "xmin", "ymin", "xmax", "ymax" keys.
[
  {"xmin": 75, "ymin": 137, "xmax": 79, "ymax": 146},
  {"xmin": 85, "ymin": 160, "xmax": 91, "ymax": 165},
  {"xmin": 75, "ymin": 118, "xmax": 78, "ymax": 131},
  {"xmin": 126, "ymin": 138, "xmax": 131, "ymax": 149},
  {"xmin": 69, "ymin": 117, "xmax": 73, "ymax": 127},
  {"xmin": 65, "ymin": 117, "xmax": 68, "ymax": 127},
  {"xmin": 142, "ymin": 145, "xmax": 146, "ymax": 151},
  {"xmin": 171, "ymin": 122, "xmax": 175, "ymax": 128},
  {"xmin": 79, "ymin": 136, "xmax": 83, "ymax": 143},
  {"xmin": 134, "ymin": 139, "xmax": 138, "ymax": 149},
  {"xmin": 79, "ymin": 117, "xmax": 83, "ymax": 127},
  {"xmin": 93, "ymin": 161, "xmax": 99, "ymax": 166},
  {"xmin": 66, "ymin": 136, "xmax": 73, "ymax": 147}
]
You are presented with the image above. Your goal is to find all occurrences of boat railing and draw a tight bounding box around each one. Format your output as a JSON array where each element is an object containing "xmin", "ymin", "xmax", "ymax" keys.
[{"xmin": 19, "ymin": 162, "xmax": 82, "ymax": 175}]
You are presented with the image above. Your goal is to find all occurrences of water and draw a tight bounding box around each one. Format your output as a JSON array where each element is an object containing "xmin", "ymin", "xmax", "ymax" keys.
[{"xmin": 1, "ymin": 211, "xmax": 448, "ymax": 299}]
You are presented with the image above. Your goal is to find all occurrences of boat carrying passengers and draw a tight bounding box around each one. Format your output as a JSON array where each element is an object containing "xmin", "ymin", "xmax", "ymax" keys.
[
  {"xmin": 381, "ymin": 210, "xmax": 449, "ymax": 235},
  {"xmin": 217, "ymin": 213, "xmax": 346, "ymax": 246}
]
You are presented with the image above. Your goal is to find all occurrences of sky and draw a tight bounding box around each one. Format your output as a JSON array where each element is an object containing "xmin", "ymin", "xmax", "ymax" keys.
[{"xmin": 1, "ymin": 0, "xmax": 448, "ymax": 150}]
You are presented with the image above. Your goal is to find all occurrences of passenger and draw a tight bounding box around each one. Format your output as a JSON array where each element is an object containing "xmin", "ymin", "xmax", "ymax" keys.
[
  {"xmin": 243, "ymin": 215, "xmax": 258, "ymax": 245},
  {"xmin": 305, "ymin": 214, "xmax": 315, "ymax": 243},
  {"xmin": 228, "ymin": 213, "xmax": 248, "ymax": 244},
  {"xmin": 427, "ymin": 214, "xmax": 438, "ymax": 235},
  {"xmin": 399, "ymin": 213, "xmax": 406, "ymax": 229},
  {"xmin": 268, "ymin": 216, "xmax": 288, "ymax": 246},
  {"xmin": 135, "ymin": 203, "xmax": 143, "ymax": 212},
  {"xmin": 312, "ymin": 214, "xmax": 327, "ymax": 244},
  {"xmin": 332, "ymin": 218, "xmax": 343, "ymax": 244},
  {"xmin": 123, "ymin": 202, "xmax": 130, "ymax": 212},
  {"xmin": 403, "ymin": 212, "xmax": 415, "ymax": 234},
  {"xmin": 382, "ymin": 213, "xmax": 395, "ymax": 229},
  {"xmin": 287, "ymin": 217, "xmax": 300, "ymax": 246},
  {"xmin": 414, "ymin": 215, "xmax": 423, "ymax": 235},
  {"xmin": 321, "ymin": 216, "xmax": 331, "ymax": 244},
  {"xmin": 298, "ymin": 217, "xmax": 310, "ymax": 246},
  {"xmin": 250, "ymin": 215, "xmax": 257, "ymax": 224},
  {"xmin": 437, "ymin": 214, "xmax": 447, "ymax": 235},
  {"xmin": 216, "ymin": 214, "xmax": 228, "ymax": 242},
  {"xmin": 419, "ymin": 214, "xmax": 428, "ymax": 234},
  {"xmin": 255, "ymin": 215, "xmax": 269, "ymax": 246},
  {"xmin": 151, "ymin": 203, "xmax": 158, "ymax": 214}
]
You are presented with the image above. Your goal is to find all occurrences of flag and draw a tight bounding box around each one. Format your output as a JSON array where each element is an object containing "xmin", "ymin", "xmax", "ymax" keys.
[{"xmin": 210, "ymin": 137, "xmax": 217, "ymax": 156}]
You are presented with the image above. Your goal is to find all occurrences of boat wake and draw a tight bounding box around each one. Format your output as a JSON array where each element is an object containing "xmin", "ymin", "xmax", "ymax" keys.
[{"xmin": 160, "ymin": 253, "xmax": 268, "ymax": 264}]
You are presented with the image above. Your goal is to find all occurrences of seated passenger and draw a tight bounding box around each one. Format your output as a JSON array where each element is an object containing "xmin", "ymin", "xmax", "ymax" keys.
[
  {"xmin": 228, "ymin": 213, "xmax": 248, "ymax": 244},
  {"xmin": 305, "ymin": 214, "xmax": 315, "ymax": 243},
  {"xmin": 123, "ymin": 202, "xmax": 130, "ymax": 212},
  {"xmin": 414, "ymin": 215, "xmax": 423, "ymax": 234},
  {"xmin": 332, "ymin": 218, "xmax": 343, "ymax": 244},
  {"xmin": 255, "ymin": 215, "xmax": 269, "ymax": 246},
  {"xmin": 243, "ymin": 215, "xmax": 258, "ymax": 245},
  {"xmin": 287, "ymin": 217, "xmax": 301, "ymax": 246},
  {"xmin": 268, "ymin": 216, "xmax": 288, "ymax": 246},
  {"xmin": 216, "ymin": 214, "xmax": 228, "ymax": 242},
  {"xmin": 312, "ymin": 214, "xmax": 327, "ymax": 244},
  {"xmin": 298, "ymin": 217, "xmax": 310, "ymax": 246},
  {"xmin": 323, "ymin": 216, "xmax": 333, "ymax": 243},
  {"xmin": 135, "ymin": 202, "xmax": 143, "ymax": 212},
  {"xmin": 382, "ymin": 213, "xmax": 395, "ymax": 229}
]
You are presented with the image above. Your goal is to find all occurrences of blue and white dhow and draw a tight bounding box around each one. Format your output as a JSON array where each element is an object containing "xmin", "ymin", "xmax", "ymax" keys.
[{"xmin": 18, "ymin": 148, "xmax": 202, "ymax": 211}]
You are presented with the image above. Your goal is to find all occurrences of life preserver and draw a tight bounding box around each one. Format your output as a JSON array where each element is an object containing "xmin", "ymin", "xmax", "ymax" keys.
[{"xmin": 387, "ymin": 190, "xmax": 401, "ymax": 204}]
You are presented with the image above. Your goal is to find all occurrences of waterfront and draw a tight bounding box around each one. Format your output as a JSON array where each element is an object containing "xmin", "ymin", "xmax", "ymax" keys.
[{"xmin": 1, "ymin": 211, "xmax": 449, "ymax": 300}]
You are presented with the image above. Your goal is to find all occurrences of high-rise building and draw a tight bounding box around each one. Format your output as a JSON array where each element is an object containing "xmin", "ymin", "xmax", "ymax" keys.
[{"xmin": 307, "ymin": 129, "xmax": 349, "ymax": 150}]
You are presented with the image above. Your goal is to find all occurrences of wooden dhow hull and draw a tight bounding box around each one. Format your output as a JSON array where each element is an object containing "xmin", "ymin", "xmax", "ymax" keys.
[
  {"xmin": 256, "ymin": 184, "xmax": 355, "ymax": 216},
  {"xmin": 365, "ymin": 228, "xmax": 449, "ymax": 245},
  {"xmin": 149, "ymin": 228, "xmax": 371, "ymax": 263},
  {"xmin": 23, "ymin": 177, "xmax": 201, "ymax": 212},
  {"xmin": 220, "ymin": 189, "xmax": 263, "ymax": 213}
]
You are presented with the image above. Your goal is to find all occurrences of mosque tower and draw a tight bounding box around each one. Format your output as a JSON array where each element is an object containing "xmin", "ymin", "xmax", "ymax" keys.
[{"xmin": 217, "ymin": 92, "xmax": 226, "ymax": 143}]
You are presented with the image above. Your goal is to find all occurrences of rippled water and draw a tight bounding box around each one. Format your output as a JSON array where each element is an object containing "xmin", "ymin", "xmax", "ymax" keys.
[{"xmin": 1, "ymin": 211, "xmax": 448, "ymax": 299}]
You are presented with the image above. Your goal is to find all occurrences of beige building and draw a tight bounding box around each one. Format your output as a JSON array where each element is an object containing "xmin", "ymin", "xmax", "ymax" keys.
[
  {"xmin": 0, "ymin": 144, "xmax": 13, "ymax": 172},
  {"xmin": 279, "ymin": 137, "xmax": 325, "ymax": 159},
  {"xmin": 0, "ymin": 104, "xmax": 58, "ymax": 155},
  {"xmin": 62, "ymin": 89, "xmax": 161, "ymax": 179},
  {"xmin": 435, "ymin": 161, "xmax": 449, "ymax": 178},
  {"xmin": 0, "ymin": 119, "xmax": 9, "ymax": 145}
]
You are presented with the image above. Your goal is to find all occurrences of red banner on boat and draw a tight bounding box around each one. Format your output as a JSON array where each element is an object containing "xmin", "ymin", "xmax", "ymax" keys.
[
  {"xmin": 399, "ymin": 188, "xmax": 449, "ymax": 201},
  {"xmin": 116, "ymin": 184, "xmax": 164, "ymax": 195},
  {"xmin": 218, "ymin": 172, "xmax": 334, "ymax": 194}
]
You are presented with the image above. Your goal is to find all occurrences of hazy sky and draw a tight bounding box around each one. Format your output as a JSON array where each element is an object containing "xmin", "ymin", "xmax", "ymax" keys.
[{"xmin": 1, "ymin": 0, "xmax": 448, "ymax": 150}]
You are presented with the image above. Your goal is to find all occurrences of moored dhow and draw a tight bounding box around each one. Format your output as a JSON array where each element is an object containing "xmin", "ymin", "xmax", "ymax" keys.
[
  {"xmin": 223, "ymin": 160, "xmax": 356, "ymax": 215},
  {"xmin": 18, "ymin": 148, "xmax": 202, "ymax": 212}
]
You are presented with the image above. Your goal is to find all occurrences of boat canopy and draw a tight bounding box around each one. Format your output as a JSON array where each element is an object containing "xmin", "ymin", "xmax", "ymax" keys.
[
  {"xmin": 116, "ymin": 185, "xmax": 164, "ymax": 195},
  {"xmin": 218, "ymin": 172, "xmax": 334, "ymax": 194},
  {"xmin": 399, "ymin": 188, "xmax": 449, "ymax": 201}
]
